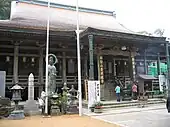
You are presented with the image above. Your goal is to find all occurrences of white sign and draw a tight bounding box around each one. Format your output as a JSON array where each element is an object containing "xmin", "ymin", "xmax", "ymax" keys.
[
  {"xmin": 159, "ymin": 75, "xmax": 166, "ymax": 92},
  {"xmin": 88, "ymin": 80, "xmax": 100, "ymax": 110}
]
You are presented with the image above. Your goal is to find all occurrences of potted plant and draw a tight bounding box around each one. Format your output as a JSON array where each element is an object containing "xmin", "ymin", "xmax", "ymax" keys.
[
  {"xmin": 89, "ymin": 104, "xmax": 95, "ymax": 112},
  {"xmin": 94, "ymin": 102, "xmax": 103, "ymax": 113}
]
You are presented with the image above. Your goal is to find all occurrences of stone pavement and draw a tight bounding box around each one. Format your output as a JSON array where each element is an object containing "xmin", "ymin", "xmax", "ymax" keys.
[
  {"xmin": 83, "ymin": 104, "xmax": 170, "ymax": 127},
  {"xmin": 83, "ymin": 104, "xmax": 166, "ymax": 116}
]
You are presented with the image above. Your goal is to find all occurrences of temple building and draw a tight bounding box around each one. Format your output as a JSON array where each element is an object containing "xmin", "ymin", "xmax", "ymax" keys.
[{"xmin": 0, "ymin": 0, "xmax": 168, "ymax": 100}]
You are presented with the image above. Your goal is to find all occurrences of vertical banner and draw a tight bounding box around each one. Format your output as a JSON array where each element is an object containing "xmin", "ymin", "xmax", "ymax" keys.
[
  {"xmin": 88, "ymin": 80, "xmax": 100, "ymax": 110},
  {"xmin": 95, "ymin": 81, "xmax": 100, "ymax": 102}
]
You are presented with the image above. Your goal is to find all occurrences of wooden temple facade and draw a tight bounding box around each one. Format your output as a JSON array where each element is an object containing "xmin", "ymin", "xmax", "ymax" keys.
[{"xmin": 0, "ymin": 0, "xmax": 168, "ymax": 100}]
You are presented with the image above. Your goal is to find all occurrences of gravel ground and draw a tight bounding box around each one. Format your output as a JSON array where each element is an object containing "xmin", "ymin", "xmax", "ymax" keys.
[{"xmin": 0, "ymin": 115, "xmax": 120, "ymax": 127}]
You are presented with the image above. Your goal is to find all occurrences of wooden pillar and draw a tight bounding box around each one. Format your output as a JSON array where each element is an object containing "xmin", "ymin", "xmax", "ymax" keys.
[
  {"xmin": 13, "ymin": 43, "xmax": 19, "ymax": 84},
  {"xmin": 88, "ymin": 35, "xmax": 94, "ymax": 80},
  {"xmin": 38, "ymin": 47, "xmax": 44, "ymax": 95},
  {"xmin": 62, "ymin": 52, "xmax": 66, "ymax": 83},
  {"xmin": 166, "ymin": 43, "xmax": 170, "ymax": 97},
  {"xmin": 97, "ymin": 55, "xmax": 100, "ymax": 80},
  {"xmin": 39, "ymin": 47, "xmax": 44, "ymax": 84},
  {"xmin": 84, "ymin": 55, "xmax": 88, "ymax": 100},
  {"xmin": 84, "ymin": 55, "xmax": 88, "ymax": 77},
  {"xmin": 113, "ymin": 59, "xmax": 116, "ymax": 76},
  {"xmin": 144, "ymin": 49, "xmax": 147, "ymax": 74},
  {"xmin": 157, "ymin": 53, "xmax": 160, "ymax": 75},
  {"xmin": 129, "ymin": 51, "xmax": 136, "ymax": 81}
]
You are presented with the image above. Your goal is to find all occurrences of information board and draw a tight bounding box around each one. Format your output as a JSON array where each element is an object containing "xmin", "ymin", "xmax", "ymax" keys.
[{"xmin": 88, "ymin": 80, "xmax": 100, "ymax": 109}]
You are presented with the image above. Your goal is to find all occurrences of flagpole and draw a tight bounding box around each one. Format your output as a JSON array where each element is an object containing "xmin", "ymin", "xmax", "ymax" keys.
[
  {"xmin": 45, "ymin": 0, "xmax": 50, "ymax": 114},
  {"xmin": 76, "ymin": 0, "xmax": 82, "ymax": 116}
]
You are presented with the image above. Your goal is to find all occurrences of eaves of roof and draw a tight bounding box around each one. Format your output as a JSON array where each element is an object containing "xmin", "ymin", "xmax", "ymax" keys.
[{"xmin": 18, "ymin": 0, "xmax": 115, "ymax": 16}]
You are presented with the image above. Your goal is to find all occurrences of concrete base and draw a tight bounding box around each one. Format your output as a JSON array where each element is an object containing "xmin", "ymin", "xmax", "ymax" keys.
[
  {"xmin": 67, "ymin": 105, "xmax": 79, "ymax": 114},
  {"xmin": 8, "ymin": 110, "xmax": 25, "ymax": 120},
  {"xmin": 24, "ymin": 100, "xmax": 39, "ymax": 116},
  {"xmin": 94, "ymin": 108, "xmax": 103, "ymax": 113}
]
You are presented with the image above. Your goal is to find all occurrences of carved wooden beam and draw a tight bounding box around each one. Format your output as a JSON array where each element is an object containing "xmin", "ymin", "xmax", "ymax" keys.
[
  {"xmin": 11, "ymin": 40, "xmax": 23, "ymax": 46},
  {"xmin": 0, "ymin": 45, "xmax": 76, "ymax": 52},
  {"xmin": 95, "ymin": 50, "xmax": 137, "ymax": 56},
  {"xmin": 36, "ymin": 41, "xmax": 45, "ymax": 47},
  {"xmin": 94, "ymin": 44, "xmax": 105, "ymax": 50}
]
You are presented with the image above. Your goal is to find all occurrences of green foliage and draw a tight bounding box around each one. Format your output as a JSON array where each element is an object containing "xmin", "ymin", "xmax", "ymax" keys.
[
  {"xmin": 61, "ymin": 91, "xmax": 68, "ymax": 103},
  {"xmin": 0, "ymin": 0, "xmax": 11, "ymax": 20},
  {"xmin": 51, "ymin": 94, "xmax": 62, "ymax": 106},
  {"xmin": 52, "ymin": 92, "xmax": 68, "ymax": 106},
  {"xmin": 92, "ymin": 102, "xmax": 103, "ymax": 109},
  {"xmin": 90, "ymin": 102, "xmax": 103, "ymax": 108},
  {"xmin": 94, "ymin": 102, "xmax": 103, "ymax": 107}
]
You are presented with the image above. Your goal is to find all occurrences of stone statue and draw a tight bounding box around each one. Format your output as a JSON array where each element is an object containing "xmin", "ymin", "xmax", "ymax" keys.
[{"xmin": 48, "ymin": 54, "xmax": 58, "ymax": 95}]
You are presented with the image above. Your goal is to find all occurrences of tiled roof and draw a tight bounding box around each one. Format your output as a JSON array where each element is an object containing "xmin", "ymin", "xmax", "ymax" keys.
[{"xmin": 0, "ymin": 1, "xmax": 134, "ymax": 34}]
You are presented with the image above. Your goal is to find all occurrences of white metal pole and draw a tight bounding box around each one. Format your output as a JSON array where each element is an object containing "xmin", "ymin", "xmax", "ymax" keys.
[
  {"xmin": 76, "ymin": 0, "xmax": 82, "ymax": 116},
  {"xmin": 45, "ymin": 0, "xmax": 50, "ymax": 114}
]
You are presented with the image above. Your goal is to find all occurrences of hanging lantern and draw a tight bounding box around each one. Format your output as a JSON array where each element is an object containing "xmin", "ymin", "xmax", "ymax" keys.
[
  {"xmin": 23, "ymin": 57, "xmax": 26, "ymax": 62},
  {"xmin": 31, "ymin": 57, "xmax": 35, "ymax": 63},
  {"xmin": 80, "ymin": 44, "xmax": 84, "ymax": 50},
  {"xmin": 139, "ymin": 62, "xmax": 143, "ymax": 66},
  {"xmin": 124, "ymin": 61, "xmax": 127, "ymax": 65},
  {"xmin": 121, "ymin": 46, "xmax": 127, "ymax": 51},
  {"xmin": 6, "ymin": 56, "xmax": 10, "ymax": 62}
]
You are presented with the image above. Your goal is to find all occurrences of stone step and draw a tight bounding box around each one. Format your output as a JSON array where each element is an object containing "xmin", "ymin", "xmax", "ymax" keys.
[
  {"xmin": 83, "ymin": 99, "xmax": 166, "ymax": 109},
  {"xmin": 103, "ymin": 100, "xmax": 165, "ymax": 109}
]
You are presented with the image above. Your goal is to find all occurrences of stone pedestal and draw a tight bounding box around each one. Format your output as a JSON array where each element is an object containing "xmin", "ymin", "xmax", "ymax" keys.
[
  {"xmin": 8, "ymin": 110, "xmax": 25, "ymax": 120},
  {"xmin": 24, "ymin": 100, "xmax": 39, "ymax": 116},
  {"xmin": 94, "ymin": 108, "xmax": 102, "ymax": 113},
  {"xmin": 51, "ymin": 94, "xmax": 61, "ymax": 115},
  {"xmin": 51, "ymin": 106, "xmax": 60, "ymax": 115},
  {"xmin": 67, "ymin": 105, "xmax": 78, "ymax": 114}
]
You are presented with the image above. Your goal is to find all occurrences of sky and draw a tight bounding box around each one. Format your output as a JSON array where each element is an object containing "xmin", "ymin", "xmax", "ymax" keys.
[{"xmin": 42, "ymin": 0, "xmax": 170, "ymax": 37}]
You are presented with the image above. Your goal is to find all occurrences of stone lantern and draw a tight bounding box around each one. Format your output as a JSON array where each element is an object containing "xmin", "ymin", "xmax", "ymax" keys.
[
  {"xmin": 51, "ymin": 91, "xmax": 60, "ymax": 115},
  {"xmin": 67, "ymin": 85, "xmax": 78, "ymax": 114},
  {"xmin": 68, "ymin": 85, "xmax": 78, "ymax": 103},
  {"xmin": 61, "ymin": 82, "xmax": 69, "ymax": 114},
  {"xmin": 11, "ymin": 84, "xmax": 23, "ymax": 108},
  {"xmin": 8, "ymin": 83, "xmax": 25, "ymax": 119},
  {"xmin": 62, "ymin": 82, "xmax": 69, "ymax": 93}
]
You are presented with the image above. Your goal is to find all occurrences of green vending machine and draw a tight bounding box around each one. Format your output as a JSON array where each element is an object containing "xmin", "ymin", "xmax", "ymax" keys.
[{"xmin": 148, "ymin": 62, "xmax": 167, "ymax": 76}]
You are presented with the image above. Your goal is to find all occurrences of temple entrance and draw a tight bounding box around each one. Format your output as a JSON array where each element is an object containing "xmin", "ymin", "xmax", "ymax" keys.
[{"xmin": 102, "ymin": 55, "xmax": 131, "ymax": 100}]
